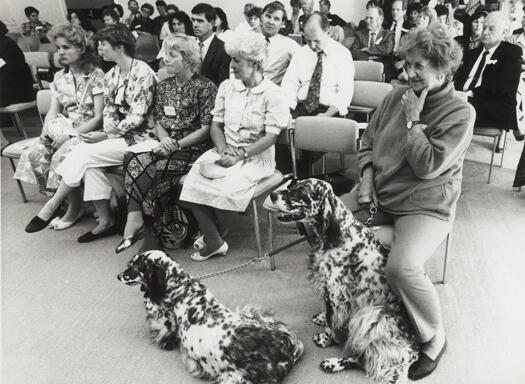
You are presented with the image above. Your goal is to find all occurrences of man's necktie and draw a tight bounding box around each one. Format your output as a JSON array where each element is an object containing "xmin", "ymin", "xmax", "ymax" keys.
[
  {"xmin": 391, "ymin": 21, "xmax": 397, "ymax": 31},
  {"xmin": 369, "ymin": 32, "xmax": 376, "ymax": 47},
  {"xmin": 304, "ymin": 52, "xmax": 323, "ymax": 113},
  {"xmin": 468, "ymin": 50, "xmax": 489, "ymax": 91},
  {"xmin": 199, "ymin": 42, "xmax": 204, "ymax": 61}
]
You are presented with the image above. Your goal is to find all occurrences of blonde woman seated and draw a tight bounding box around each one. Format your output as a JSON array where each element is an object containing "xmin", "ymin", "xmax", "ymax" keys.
[
  {"xmin": 25, "ymin": 24, "xmax": 157, "ymax": 242},
  {"xmin": 179, "ymin": 31, "xmax": 290, "ymax": 261},
  {"xmin": 115, "ymin": 34, "xmax": 217, "ymax": 254},
  {"xmin": 14, "ymin": 24, "xmax": 104, "ymax": 230}
]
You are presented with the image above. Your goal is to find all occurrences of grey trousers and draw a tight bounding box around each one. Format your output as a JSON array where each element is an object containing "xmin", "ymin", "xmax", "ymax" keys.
[{"xmin": 341, "ymin": 188, "xmax": 451, "ymax": 343}]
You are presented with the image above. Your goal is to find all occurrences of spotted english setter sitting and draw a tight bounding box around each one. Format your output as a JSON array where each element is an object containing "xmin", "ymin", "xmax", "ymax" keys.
[
  {"xmin": 265, "ymin": 179, "xmax": 419, "ymax": 384},
  {"xmin": 118, "ymin": 250, "xmax": 304, "ymax": 384}
]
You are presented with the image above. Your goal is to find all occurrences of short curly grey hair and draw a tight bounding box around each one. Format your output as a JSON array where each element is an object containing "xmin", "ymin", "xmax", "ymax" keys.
[
  {"xmin": 162, "ymin": 33, "xmax": 201, "ymax": 73},
  {"xmin": 224, "ymin": 31, "xmax": 267, "ymax": 71},
  {"xmin": 397, "ymin": 24, "xmax": 462, "ymax": 80}
]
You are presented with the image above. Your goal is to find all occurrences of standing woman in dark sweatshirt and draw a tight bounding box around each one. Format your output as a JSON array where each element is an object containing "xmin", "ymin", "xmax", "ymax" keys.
[
  {"xmin": 343, "ymin": 25, "xmax": 472, "ymax": 381},
  {"xmin": 0, "ymin": 21, "xmax": 34, "ymax": 107}
]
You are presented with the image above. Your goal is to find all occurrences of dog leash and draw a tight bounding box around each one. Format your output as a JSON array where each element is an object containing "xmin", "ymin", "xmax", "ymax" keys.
[
  {"xmin": 364, "ymin": 203, "xmax": 378, "ymax": 227},
  {"xmin": 195, "ymin": 237, "xmax": 310, "ymax": 281}
]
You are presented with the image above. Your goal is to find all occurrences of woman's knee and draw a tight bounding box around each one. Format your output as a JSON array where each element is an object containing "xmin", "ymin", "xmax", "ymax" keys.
[{"xmin": 385, "ymin": 257, "xmax": 424, "ymax": 289}]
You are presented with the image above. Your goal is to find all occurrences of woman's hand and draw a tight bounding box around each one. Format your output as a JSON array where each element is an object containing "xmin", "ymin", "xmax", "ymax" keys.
[
  {"xmin": 216, "ymin": 153, "xmax": 242, "ymax": 168},
  {"xmin": 152, "ymin": 145, "xmax": 170, "ymax": 158},
  {"xmin": 79, "ymin": 131, "xmax": 108, "ymax": 143},
  {"xmin": 220, "ymin": 145, "xmax": 242, "ymax": 157},
  {"xmin": 159, "ymin": 137, "xmax": 179, "ymax": 152},
  {"xmin": 104, "ymin": 119, "xmax": 121, "ymax": 135},
  {"xmin": 50, "ymin": 134, "xmax": 70, "ymax": 150},
  {"xmin": 358, "ymin": 167, "xmax": 378, "ymax": 207},
  {"xmin": 401, "ymin": 87, "xmax": 428, "ymax": 122}
]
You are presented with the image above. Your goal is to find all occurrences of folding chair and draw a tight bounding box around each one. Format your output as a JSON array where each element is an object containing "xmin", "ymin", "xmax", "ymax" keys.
[
  {"xmin": 265, "ymin": 116, "xmax": 359, "ymax": 270},
  {"xmin": 1, "ymin": 90, "xmax": 51, "ymax": 202},
  {"xmin": 354, "ymin": 60, "xmax": 384, "ymax": 82},
  {"xmin": 348, "ymin": 80, "xmax": 393, "ymax": 123},
  {"xmin": 472, "ymin": 127, "xmax": 507, "ymax": 184},
  {"xmin": 24, "ymin": 52, "xmax": 52, "ymax": 89}
]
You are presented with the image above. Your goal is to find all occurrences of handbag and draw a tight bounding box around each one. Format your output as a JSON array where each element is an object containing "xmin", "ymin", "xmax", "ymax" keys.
[{"xmin": 47, "ymin": 115, "xmax": 77, "ymax": 140}]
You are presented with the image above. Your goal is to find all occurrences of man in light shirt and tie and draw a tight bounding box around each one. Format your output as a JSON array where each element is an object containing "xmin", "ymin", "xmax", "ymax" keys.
[
  {"xmin": 454, "ymin": 11, "xmax": 522, "ymax": 138},
  {"xmin": 261, "ymin": 1, "xmax": 300, "ymax": 85},
  {"xmin": 350, "ymin": 5, "xmax": 395, "ymax": 81}
]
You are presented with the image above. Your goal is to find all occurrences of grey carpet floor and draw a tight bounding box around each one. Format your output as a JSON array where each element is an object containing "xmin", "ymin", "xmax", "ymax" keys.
[{"xmin": 2, "ymin": 121, "xmax": 525, "ymax": 384}]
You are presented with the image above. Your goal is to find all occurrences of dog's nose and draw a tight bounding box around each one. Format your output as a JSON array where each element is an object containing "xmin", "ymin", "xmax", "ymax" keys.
[{"xmin": 270, "ymin": 191, "xmax": 277, "ymax": 202}]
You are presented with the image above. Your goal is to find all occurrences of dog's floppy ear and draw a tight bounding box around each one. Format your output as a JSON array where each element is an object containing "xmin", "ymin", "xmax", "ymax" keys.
[
  {"xmin": 318, "ymin": 189, "xmax": 343, "ymax": 248},
  {"xmin": 143, "ymin": 264, "xmax": 167, "ymax": 305}
]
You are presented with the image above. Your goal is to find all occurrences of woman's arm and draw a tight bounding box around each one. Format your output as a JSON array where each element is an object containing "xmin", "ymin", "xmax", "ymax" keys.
[
  {"xmin": 210, "ymin": 121, "xmax": 229, "ymax": 153},
  {"xmin": 75, "ymin": 93, "xmax": 104, "ymax": 134},
  {"xmin": 40, "ymin": 91, "xmax": 61, "ymax": 138},
  {"xmin": 178, "ymin": 125, "xmax": 210, "ymax": 148}
]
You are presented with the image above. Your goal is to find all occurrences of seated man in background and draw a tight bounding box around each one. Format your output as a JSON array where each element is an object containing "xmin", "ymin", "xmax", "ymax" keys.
[
  {"xmin": 281, "ymin": 12, "xmax": 354, "ymax": 174},
  {"xmin": 130, "ymin": 3, "xmax": 155, "ymax": 34},
  {"xmin": 261, "ymin": 1, "xmax": 300, "ymax": 85},
  {"xmin": 351, "ymin": 5, "xmax": 395, "ymax": 81},
  {"xmin": 298, "ymin": 0, "xmax": 315, "ymax": 32},
  {"xmin": 124, "ymin": 0, "xmax": 141, "ymax": 27},
  {"xmin": 454, "ymin": 11, "xmax": 522, "ymax": 146},
  {"xmin": 319, "ymin": 0, "xmax": 346, "ymax": 27},
  {"xmin": 153, "ymin": 0, "xmax": 169, "ymax": 36},
  {"xmin": 192, "ymin": 3, "xmax": 231, "ymax": 86}
]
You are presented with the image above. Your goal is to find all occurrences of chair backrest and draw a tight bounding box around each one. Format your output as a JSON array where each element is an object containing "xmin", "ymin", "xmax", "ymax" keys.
[
  {"xmin": 37, "ymin": 90, "xmax": 52, "ymax": 116},
  {"xmin": 6, "ymin": 32, "xmax": 21, "ymax": 42},
  {"xmin": 351, "ymin": 80, "xmax": 393, "ymax": 108},
  {"xmin": 293, "ymin": 116, "xmax": 358, "ymax": 154},
  {"xmin": 39, "ymin": 43, "xmax": 57, "ymax": 54},
  {"xmin": 157, "ymin": 67, "xmax": 172, "ymax": 81},
  {"xmin": 24, "ymin": 52, "xmax": 51, "ymax": 69},
  {"xmin": 53, "ymin": 52, "xmax": 64, "ymax": 69},
  {"xmin": 354, "ymin": 61, "xmax": 384, "ymax": 82},
  {"xmin": 17, "ymin": 34, "xmax": 40, "ymax": 52},
  {"xmin": 135, "ymin": 34, "xmax": 160, "ymax": 62}
]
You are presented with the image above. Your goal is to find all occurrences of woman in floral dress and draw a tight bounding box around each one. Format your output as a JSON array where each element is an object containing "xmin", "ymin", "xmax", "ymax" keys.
[
  {"xmin": 14, "ymin": 24, "xmax": 103, "ymax": 230},
  {"xmin": 25, "ymin": 24, "xmax": 157, "ymax": 242},
  {"xmin": 115, "ymin": 34, "xmax": 217, "ymax": 253}
]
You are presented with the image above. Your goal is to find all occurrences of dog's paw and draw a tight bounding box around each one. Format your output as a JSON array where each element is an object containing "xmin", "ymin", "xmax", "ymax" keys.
[
  {"xmin": 313, "ymin": 332, "xmax": 332, "ymax": 348},
  {"xmin": 320, "ymin": 357, "xmax": 359, "ymax": 373},
  {"xmin": 312, "ymin": 312, "xmax": 327, "ymax": 326}
]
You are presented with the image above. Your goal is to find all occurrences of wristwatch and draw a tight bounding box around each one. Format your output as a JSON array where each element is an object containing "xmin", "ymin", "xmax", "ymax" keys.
[
  {"xmin": 240, "ymin": 147, "xmax": 249, "ymax": 159},
  {"xmin": 406, "ymin": 120, "xmax": 421, "ymax": 130}
]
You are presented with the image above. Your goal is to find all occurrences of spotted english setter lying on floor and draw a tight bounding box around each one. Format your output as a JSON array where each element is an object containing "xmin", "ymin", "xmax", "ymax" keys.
[
  {"xmin": 118, "ymin": 250, "xmax": 304, "ymax": 384},
  {"xmin": 265, "ymin": 178, "xmax": 419, "ymax": 384}
]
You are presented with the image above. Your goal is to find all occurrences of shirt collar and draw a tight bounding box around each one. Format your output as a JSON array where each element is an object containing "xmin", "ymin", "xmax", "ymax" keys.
[
  {"xmin": 200, "ymin": 33, "xmax": 215, "ymax": 48},
  {"xmin": 483, "ymin": 41, "xmax": 501, "ymax": 57},
  {"xmin": 233, "ymin": 78, "xmax": 268, "ymax": 94}
]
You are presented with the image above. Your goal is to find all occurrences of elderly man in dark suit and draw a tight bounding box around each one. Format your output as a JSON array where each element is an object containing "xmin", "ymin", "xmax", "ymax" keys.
[
  {"xmin": 191, "ymin": 3, "xmax": 231, "ymax": 86},
  {"xmin": 350, "ymin": 5, "xmax": 395, "ymax": 81},
  {"xmin": 455, "ymin": 11, "xmax": 522, "ymax": 139}
]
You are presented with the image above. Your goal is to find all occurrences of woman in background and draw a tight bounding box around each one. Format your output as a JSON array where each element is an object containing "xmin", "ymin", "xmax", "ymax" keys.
[
  {"xmin": 116, "ymin": 34, "xmax": 217, "ymax": 253},
  {"xmin": 15, "ymin": 25, "xmax": 104, "ymax": 230},
  {"xmin": 455, "ymin": 9, "xmax": 486, "ymax": 52},
  {"xmin": 215, "ymin": 7, "xmax": 234, "ymax": 44},
  {"xmin": 415, "ymin": 6, "xmax": 438, "ymax": 30}
]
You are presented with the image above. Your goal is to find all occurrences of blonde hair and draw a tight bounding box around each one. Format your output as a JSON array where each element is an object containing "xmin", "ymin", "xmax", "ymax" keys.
[
  {"xmin": 224, "ymin": 31, "xmax": 267, "ymax": 71},
  {"xmin": 162, "ymin": 33, "xmax": 201, "ymax": 73}
]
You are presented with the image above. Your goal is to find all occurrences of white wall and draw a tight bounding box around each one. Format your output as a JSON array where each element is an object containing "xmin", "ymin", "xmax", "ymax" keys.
[{"xmin": 114, "ymin": 0, "xmax": 369, "ymax": 29}]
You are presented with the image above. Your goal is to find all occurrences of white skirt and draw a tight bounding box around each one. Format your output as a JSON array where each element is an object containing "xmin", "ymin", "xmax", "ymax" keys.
[{"xmin": 180, "ymin": 147, "xmax": 275, "ymax": 211}]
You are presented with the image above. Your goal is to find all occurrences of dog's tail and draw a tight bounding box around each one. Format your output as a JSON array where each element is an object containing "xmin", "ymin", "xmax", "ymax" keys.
[{"xmin": 345, "ymin": 305, "xmax": 418, "ymax": 384}]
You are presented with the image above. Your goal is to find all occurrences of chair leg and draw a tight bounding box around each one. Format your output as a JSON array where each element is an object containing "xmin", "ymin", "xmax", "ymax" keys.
[
  {"xmin": 268, "ymin": 211, "xmax": 276, "ymax": 271},
  {"xmin": 441, "ymin": 232, "xmax": 452, "ymax": 284},
  {"xmin": 499, "ymin": 131, "xmax": 507, "ymax": 167},
  {"xmin": 340, "ymin": 153, "xmax": 345, "ymax": 169},
  {"xmin": 488, "ymin": 136, "xmax": 497, "ymax": 184},
  {"xmin": 9, "ymin": 158, "xmax": 28, "ymax": 203},
  {"xmin": 13, "ymin": 112, "xmax": 29, "ymax": 139},
  {"xmin": 252, "ymin": 200, "xmax": 263, "ymax": 259}
]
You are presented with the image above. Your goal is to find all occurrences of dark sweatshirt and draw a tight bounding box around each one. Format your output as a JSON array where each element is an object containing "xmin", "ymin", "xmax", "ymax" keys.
[{"xmin": 358, "ymin": 82, "xmax": 473, "ymax": 221}]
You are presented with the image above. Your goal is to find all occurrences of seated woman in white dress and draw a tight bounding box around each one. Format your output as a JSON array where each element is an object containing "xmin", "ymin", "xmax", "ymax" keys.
[
  {"xmin": 14, "ymin": 24, "xmax": 104, "ymax": 230},
  {"xmin": 179, "ymin": 31, "xmax": 290, "ymax": 261},
  {"xmin": 25, "ymin": 24, "xmax": 157, "ymax": 242}
]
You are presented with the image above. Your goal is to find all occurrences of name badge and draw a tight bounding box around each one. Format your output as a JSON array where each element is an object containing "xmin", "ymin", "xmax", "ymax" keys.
[
  {"xmin": 164, "ymin": 106, "xmax": 176, "ymax": 116},
  {"xmin": 0, "ymin": 58, "xmax": 5, "ymax": 68}
]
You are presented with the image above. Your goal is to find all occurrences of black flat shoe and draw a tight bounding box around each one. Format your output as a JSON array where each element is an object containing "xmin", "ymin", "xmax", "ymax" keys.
[
  {"xmin": 78, "ymin": 226, "xmax": 118, "ymax": 243},
  {"xmin": 408, "ymin": 338, "xmax": 447, "ymax": 381},
  {"xmin": 115, "ymin": 226, "xmax": 145, "ymax": 254},
  {"xmin": 25, "ymin": 210, "xmax": 60, "ymax": 233}
]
